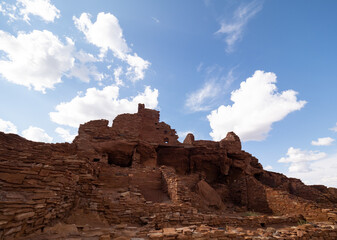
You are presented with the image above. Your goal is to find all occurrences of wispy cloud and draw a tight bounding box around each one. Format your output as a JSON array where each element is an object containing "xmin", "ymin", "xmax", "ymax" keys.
[
  {"xmin": 185, "ymin": 66, "xmax": 235, "ymax": 112},
  {"xmin": 152, "ymin": 17, "xmax": 160, "ymax": 23},
  {"xmin": 185, "ymin": 80, "xmax": 221, "ymax": 112},
  {"xmin": 196, "ymin": 62, "xmax": 204, "ymax": 72},
  {"xmin": 203, "ymin": 0, "xmax": 211, "ymax": 7},
  {"xmin": 216, "ymin": 1, "xmax": 263, "ymax": 53},
  {"xmin": 330, "ymin": 122, "xmax": 337, "ymax": 132}
]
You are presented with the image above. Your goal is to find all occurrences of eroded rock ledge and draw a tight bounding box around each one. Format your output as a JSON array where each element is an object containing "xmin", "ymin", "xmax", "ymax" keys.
[{"xmin": 0, "ymin": 104, "xmax": 336, "ymax": 239}]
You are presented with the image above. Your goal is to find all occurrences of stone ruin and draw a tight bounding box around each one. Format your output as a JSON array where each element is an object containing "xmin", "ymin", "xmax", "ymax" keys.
[{"xmin": 0, "ymin": 103, "xmax": 337, "ymax": 239}]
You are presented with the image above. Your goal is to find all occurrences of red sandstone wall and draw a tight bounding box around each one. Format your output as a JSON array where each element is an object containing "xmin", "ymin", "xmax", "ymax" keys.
[
  {"xmin": 0, "ymin": 133, "xmax": 95, "ymax": 239},
  {"xmin": 264, "ymin": 187, "xmax": 337, "ymax": 222}
]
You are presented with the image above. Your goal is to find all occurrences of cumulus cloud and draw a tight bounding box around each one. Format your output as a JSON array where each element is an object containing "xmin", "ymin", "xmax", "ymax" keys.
[
  {"xmin": 330, "ymin": 123, "xmax": 337, "ymax": 132},
  {"xmin": 278, "ymin": 147, "xmax": 326, "ymax": 173},
  {"xmin": 50, "ymin": 85, "xmax": 158, "ymax": 128},
  {"xmin": 0, "ymin": 30, "xmax": 75, "ymax": 93},
  {"xmin": 55, "ymin": 127, "xmax": 76, "ymax": 142},
  {"xmin": 279, "ymin": 149, "xmax": 337, "ymax": 187},
  {"xmin": 22, "ymin": 126, "xmax": 53, "ymax": 142},
  {"xmin": 0, "ymin": 30, "xmax": 104, "ymax": 92},
  {"xmin": 311, "ymin": 137, "xmax": 335, "ymax": 146},
  {"xmin": 207, "ymin": 70, "xmax": 306, "ymax": 141},
  {"xmin": 0, "ymin": 118, "xmax": 18, "ymax": 134},
  {"xmin": 0, "ymin": 0, "xmax": 60, "ymax": 23},
  {"xmin": 216, "ymin": 1, "xmax": 262, "ymax": 52},
  {"xmin": 73, "ymin": 12, "xmax": 150, "ymax": 82},
  {"xmin": 17, "ymin": 0, "xmax": 60, "ymax": 22}
]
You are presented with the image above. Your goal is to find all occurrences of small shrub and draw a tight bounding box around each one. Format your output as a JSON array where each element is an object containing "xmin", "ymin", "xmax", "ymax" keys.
[
  {"xmin": 243, "ymin": 211, "xmax": 260, "ymax": 216},
  {"xmin": 297, "ymin": 219, "xmax": 308, "ymax": 225}
]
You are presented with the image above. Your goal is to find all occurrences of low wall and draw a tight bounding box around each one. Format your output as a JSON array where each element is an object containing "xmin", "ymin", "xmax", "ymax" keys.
[{"xmin": 265, "ymin": 187, "xmax": 337, "ymax": 222}]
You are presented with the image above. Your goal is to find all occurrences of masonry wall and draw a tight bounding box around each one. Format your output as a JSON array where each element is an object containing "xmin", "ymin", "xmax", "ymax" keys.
[
  {"xmin": 0, "ymin": 133, "xmax": 95, "ymax": 239},
  {"xmin": 265, "ymin": 187, "xmax": 337, "ymax": 222}
]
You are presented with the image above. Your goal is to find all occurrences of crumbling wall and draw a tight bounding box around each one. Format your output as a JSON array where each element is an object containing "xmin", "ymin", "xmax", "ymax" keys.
[
  {"xmin": 258, "ymin": 170, "xmax": 337, "ymax": 206},
  {"xmin": 160, "ymin": 166, "xmax": 191, "ymax": 203},
  {"xmin": 0, "ymin": 133, "xmax": 95, "ymax": 239},
  {"xmin": 265, "ymin": 187, "xmax": 337, "ymax": 222},
  {"xmin": 112, "ymin": 104, "xmax": 179, "ymax": 145}
]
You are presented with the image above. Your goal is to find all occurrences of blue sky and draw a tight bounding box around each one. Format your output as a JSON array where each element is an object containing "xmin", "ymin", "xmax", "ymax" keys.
[{"xmin": 1, "ymin": 0, "xmax": 337, "ymax": 187}]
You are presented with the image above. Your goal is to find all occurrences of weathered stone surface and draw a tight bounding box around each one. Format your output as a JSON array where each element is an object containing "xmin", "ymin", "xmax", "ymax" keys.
[
  {"xmin": 15, "ymin": 212, "xmax": 35, "ymax": 221},
  {"xmin": 220, "ymin": 131, "xmax": 241, "ymax": 153},
  {"xmin": 183, "ymin": 133, "xmax": 194, "ymax": 145},
  {"xmin": 196, "ymin": 180, "xmax": 224, "ymax": 209},
  {"xmin": 44, "ymin": 222, "xmax": 79, "ymax": 237},
  {"xmin": 0, "ymin": 173, "xmax": 25, "ymax": 184}
]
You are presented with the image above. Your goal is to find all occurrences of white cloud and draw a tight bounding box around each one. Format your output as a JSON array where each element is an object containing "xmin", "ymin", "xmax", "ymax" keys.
[
  {"xmin": 113, "ymin": 66, "xmax": 123, "ymax": 86},
  {"xmin": 311, "ymin": 137, "xmax": 335, "ymax": 146},
  {"xmin": 330, "ymin": 123, "xmax": 337, "ymax": 132},
  {"xmin": 70, "ymin": 50, "xmax": 104, "ymax": 83},
  {"xmin": 0, "ymin": 118, "xmax": 18, "ymax": 134},
  {"xmin": 185, "ymin": 81, "xmax": 220, "ymax": 112},
  {"xmin": 0, "ymin": 30, "xmax": 104, "ymax": 92},
  {"xmin": 73, "ymin": 12, "xmax": 129, "ymax": 57},
  {"xmin": 73, "ymin": 12, "xmax": 150, "ymax": 82},
  {"xmin": 22, "ymin": 126, "xmax": 53, "ymax": 142},
  {"xmin": 0, "ymin": 30, "xmax": 75, "ymax": 93},
  {"xmin": 278, "ymin": 147, "xmax": 326, "ymax": 173},
  {"xmin": 55, "ymin": 127, "xmax": 76, "ymax": 142},
  {"xmin": 207, "ymin": 70, "xmax": 306, "ymax": 141},
  {"xmin": 216, "ymin": 1, "xmax": 262, "ymax": 52},
  {"xmin": 17, "ymin": 0, "xmax": 60, "ymax": 22},
  {"xmin": 125, "ymin": 53, "xmax": 150, "ymax": 82},
  {"xmin": 0, "ymin": 0, "xmax": 60, "ymax": 23},
  {"xmin": 186, "ymin": 67, "xmax": 235, "ymax": 112},
  {"xmin": 279, "ymin": 149, "xmax": 337, "ymax": 188},
  {"xmin": 264, "ymin": 165, "xmax": 273, "ymax": 171},
  {"xmin": 49, "ymin": 85, "xmax": 159, "ymax": 128}
]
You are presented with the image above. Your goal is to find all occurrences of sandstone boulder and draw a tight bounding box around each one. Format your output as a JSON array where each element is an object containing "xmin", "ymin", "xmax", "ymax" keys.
[{"xmin": 196, "ymin": 180, "xmax": 224, "ymax": 209}]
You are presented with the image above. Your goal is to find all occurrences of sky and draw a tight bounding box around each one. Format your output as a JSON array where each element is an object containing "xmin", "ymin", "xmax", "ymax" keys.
[{"xmin": 0, "ymin": 0, "xmax": 337, "ymax": 187}]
